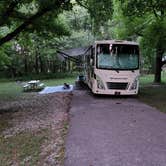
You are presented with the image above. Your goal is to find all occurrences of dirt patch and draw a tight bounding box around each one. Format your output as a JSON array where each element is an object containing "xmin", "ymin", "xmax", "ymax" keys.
[{"xmin": 0, "ymin": 92, "xmax": 72, "ymax": 166}]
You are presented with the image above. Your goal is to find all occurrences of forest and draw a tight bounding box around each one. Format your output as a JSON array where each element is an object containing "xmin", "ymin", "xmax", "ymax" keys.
[{"xmin": 0, "ymin": 0, "xmax": 166, "ymax": 83}]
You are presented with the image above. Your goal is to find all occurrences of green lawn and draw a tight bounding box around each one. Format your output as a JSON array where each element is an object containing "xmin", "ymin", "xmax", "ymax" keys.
[
  {"xmin": 0, "ymin": 77, "xmax": 76, "ymax": 101},
  {"xmin": 139, "ymin": 73, "xmax": 166, "ymax": 86},
  {"xmin": 42, "ymin": 77, "xmax": 76, "ymax": 86},
  {"xmin": 0, "ymin": 82, "xmax": 23, "ymax": 101},
  {"xmin": 139, "ymin": 74, "xmax": 166, "ymax": 113},
  {"xmin": 0, "ymin": 77, "xmax": 73, "ymax": 165},
  {"xmin": 0, "ymin": 130, "xmax": 49, "ymax": 166}
]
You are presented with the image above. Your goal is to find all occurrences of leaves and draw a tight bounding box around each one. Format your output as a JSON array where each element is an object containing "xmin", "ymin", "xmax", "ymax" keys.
[{"xmin": 0, "ymin": 0, "xmax": 73, "ymax": 46}]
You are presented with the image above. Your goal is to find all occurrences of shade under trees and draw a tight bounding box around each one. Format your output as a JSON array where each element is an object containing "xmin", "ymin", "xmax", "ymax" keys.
[{"xmin": 120, "ymin": 0, "xmax": 166, "ymax": 83}]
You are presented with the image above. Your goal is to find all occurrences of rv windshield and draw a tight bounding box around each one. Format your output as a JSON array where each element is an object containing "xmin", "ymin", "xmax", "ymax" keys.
[{"xmin": 97, "ymin": 44, "xmax": 139, "ymax": 70}]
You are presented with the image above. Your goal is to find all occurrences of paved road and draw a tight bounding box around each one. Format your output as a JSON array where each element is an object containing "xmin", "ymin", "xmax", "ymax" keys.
[{"xmin": 65, "ymin": 90, "xmax": 166, "ymax": 166}]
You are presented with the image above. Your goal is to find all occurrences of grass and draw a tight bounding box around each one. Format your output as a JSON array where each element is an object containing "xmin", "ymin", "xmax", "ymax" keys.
[
  {"xmin": 0, "ymin": 130, "xmax": 49, "ymax": 166},
  {"xmin": 139, "ymin": 74, "xmax": 166, "ymax": 113},
  {"xmin": 42, "ymin": 77, "xmax": 76, "ymax": 86},
  {"xmin": 139, "ymin": 73, "xmax": 166, "ymax": 86},
  {"xmin": 0, "ymin": 74, "xmax": 166, "ymax": 113},
  {"xmin": 0, "ymin": 114, "xmax": 11, "ymax": 133},
  {"xmin": 139, "ymin": 74, "xmax": 154, "ymax": 86},
  {"xmin": 0, "ymin": 76, "xmax": 74, "ymax": 165},
  {"xmin": 0, "ymin": 76, "xmax": 76, "ymax": 101},
  {"xmin": 0, "ymin": 82, "xmax": 22, "ymax": 101},
  {"xmin": 0, "ymin": 121, "xmax": 69, "ymax": 166}
]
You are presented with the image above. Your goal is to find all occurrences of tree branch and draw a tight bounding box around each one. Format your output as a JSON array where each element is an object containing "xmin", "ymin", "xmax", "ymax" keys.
[
  {"xmin": 152, "ymin": 7, "xmax": 159, "ymax": 19},
  {"xmin": 10, "ymin": 11, "xmax": 30, "ymax": 20},
  {"xmin": 150, "ymin": 0, "xmax": 159, "ymax": 19},
  {"xmin": 75, "ymin": 0, "xmax": 89, "ymax": 10},
  {"xmin": 0, "ymin": 0, "xmax": 71, "ymax": 46},
  {"xmin": 0, "ymin": 8, "xmax": 51, "ymax": 46},
  {"xmin": 75, "ymin": 0, "xmax": 95, "ymax": 17},
  {"xmin": 135, "ymin": 31, "xmax": 143, "ymax": 37}
]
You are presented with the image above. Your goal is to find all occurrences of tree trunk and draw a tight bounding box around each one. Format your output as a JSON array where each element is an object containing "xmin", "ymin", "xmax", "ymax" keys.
[
  {"xmin": 24, "ymin": 53, "xmax": 28, "ymax": 74},
  {"xmin": 67, "ymin": 58, "xmax": 71, "ymax": 72},
  {"xmin": 52, "ymin": 60, "xmax": 57, "ymax": 73},
  {"xmin": 10, "ymin": 67, "xmax": 16, "ymax": 78},
  {"xmin": 35, "ymin": 51, "xmax": 39, "ymax": 74},
  {"xmin": 39, "ymin": 56, "xmax": 44, "ymax": 73},
  {"xmin": 62, "ymin": 60, "xmax": 67, "ymax": 72},
  {"xmin": 154, "ymin": 48, "xmax": 164, "ymax": 83}
]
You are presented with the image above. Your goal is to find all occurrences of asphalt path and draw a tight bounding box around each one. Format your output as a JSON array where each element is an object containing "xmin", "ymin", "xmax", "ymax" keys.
[{"xmin": 65, "ymin": 90, "xmax": 166, "ymax": 166}]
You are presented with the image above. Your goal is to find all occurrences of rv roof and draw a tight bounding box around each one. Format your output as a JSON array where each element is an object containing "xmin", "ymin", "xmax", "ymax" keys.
[{"xmin": 95, "ymin": 40, "xmax": 138, "ymax": 45}]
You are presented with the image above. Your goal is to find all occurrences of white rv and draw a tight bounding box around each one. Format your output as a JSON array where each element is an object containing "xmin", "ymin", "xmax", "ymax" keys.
[{"xmin": 83, "ymin": 40, "xmax": 140, "ymax": 95}]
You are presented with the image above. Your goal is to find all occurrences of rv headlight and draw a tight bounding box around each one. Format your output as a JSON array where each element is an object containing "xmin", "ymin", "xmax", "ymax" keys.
[
  {"xmin": 130, "ymin": 77, "xmax": 138, "ymax": 90},
  {"xmin": 96, "ymin": 76, "xmax": 105, "ymax": 89}
]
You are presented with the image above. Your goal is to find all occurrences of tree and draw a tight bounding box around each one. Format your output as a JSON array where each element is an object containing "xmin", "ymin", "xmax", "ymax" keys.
[
  {"xmin": 0, "ymin": 43, "xmax": 11, "ymax": 70},
  {"xmin": 120, "ymin": 0, "xmax": 166, "ymax": 83},
  {"xmin": 61, "ymin": 4, "xmax": 95, "ymax": 48},
  {"xmin": 0, "ymin": 0, "xmax": 72, "ymax": 46},
  {"xmin": 76, "ymin": 0, "xmax": 113, "ymax": 36},
  {"xmin": 0, "ymin": 0, "xmax": 73, "ymax": 77}
]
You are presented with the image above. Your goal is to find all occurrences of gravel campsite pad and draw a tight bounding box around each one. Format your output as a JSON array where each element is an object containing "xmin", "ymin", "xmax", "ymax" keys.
[
  {"xmin": 0, "ymin": 92, "xmax": 72, "ymax": 166},
  {"xmin": 65, "ymin": 90, "xmax": 166, "ymax": 166}
]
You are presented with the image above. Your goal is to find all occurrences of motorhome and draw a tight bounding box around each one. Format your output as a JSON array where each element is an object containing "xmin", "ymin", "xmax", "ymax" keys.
[{"xmin": 83, "ymin": 40, "xmax": 140, "ymax": 95}]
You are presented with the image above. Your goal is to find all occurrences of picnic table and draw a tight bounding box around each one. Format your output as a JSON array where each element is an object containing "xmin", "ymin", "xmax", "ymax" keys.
[
  {"xmin": 28, "ymin": 80, "xmax": 40, "ymax": 89},
  {"xmin": 23, "ymin": 80, "xmax": 45, "ymax": 92}
]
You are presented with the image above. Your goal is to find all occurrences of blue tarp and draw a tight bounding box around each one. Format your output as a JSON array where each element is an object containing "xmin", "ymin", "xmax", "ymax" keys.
[{"xmin": 39, "ymin": 85, "xmax": 73, "ymax": 94}]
